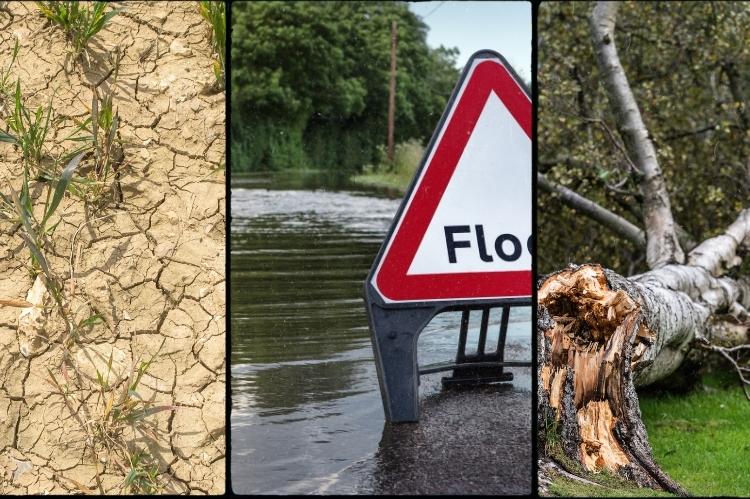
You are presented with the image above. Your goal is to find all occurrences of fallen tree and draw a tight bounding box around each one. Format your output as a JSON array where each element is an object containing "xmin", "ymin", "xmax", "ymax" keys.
[{"xmin": 538, "ymin": 2, "xmax": 750, "ymax": 495}]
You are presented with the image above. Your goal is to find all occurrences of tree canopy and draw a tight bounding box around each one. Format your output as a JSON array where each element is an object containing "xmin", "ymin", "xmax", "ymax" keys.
[
  {"xmin": 540, "ymin": 2, "xmax": 750, "ymax": 275},
  {"xmin": 232, "ymin": 1, "xmax": 459, "ymax": 172}
]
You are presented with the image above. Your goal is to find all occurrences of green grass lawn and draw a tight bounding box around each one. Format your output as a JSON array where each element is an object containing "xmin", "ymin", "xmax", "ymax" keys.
[
  {"xmin": 547, "ymin": 371, "xmax": 750, "ymax": 496},
  {"xmin": 640, "ymin": 371, "xmax": 750, "ymax": 496}
]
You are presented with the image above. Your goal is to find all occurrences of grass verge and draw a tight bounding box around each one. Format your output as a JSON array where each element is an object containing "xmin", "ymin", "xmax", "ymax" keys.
[
  {"xmin": 350, "ymin": 138, "xmax": 423, "ymax": 194},
  {"xmin": 548, "ymin": 474, "xmax": 672, "ymax": 497}
]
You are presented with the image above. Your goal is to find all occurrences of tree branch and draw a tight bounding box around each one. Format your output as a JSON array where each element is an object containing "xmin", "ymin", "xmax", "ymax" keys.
[
  {"xmin": 538, "ymin": 173, "xmax": 646, "ymax": 248},
  {"xmin": 539, "ymin": 164, "xmax": 697, "ymax": 253},
  {"xmin": 688, "ymin": 209, "xmax": 750, "ymax": 276},
  {"xmin": 698, "ymin": 339, "xmax": 750, "ymax": 400},
  {"xmin": 660, "ymin": 124, "xmax": 717, "ymax": 142},
  {"xmin": 589, "ymin": 1, "xmax": 684, "ymax": 268}
]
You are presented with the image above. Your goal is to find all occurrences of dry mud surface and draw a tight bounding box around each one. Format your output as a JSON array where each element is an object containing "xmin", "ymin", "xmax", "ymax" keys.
[{"xmin": 0, "ymin": 2, "xmax": 225, "ymax": 494}]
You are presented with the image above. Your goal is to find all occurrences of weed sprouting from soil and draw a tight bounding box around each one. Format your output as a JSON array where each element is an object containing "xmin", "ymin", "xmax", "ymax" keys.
[
  {"xmin": 68, "ymin": 50, "xmax": 126, "ymax": 202},
  {"xmin": 1, "ymin": 152, "xmax": 164, "ymax": 495},
  {"xmin": 199, "ymin": 1, "xmax": 225, "ymax": 88},
  {"xmin": 124, "ymin": 450, "xmax": 161, "ymax": 494},
  {"xmin": 0, "ymin": 152, "xmax": 100, "ymax": 359},
  {"xmin": 47, "ymin": 336, "xmax": 175, "ymax": 494},
  {"xmin": 2, "ymin": 62, "xmax": 125, "ymax": 205},
  {"xmin": 36, "ymin": 1, "xmax": 121, "ymax": 67},
  {"xmin": 0, "ymin": 153, "xmax": 82, "ymax": 278},
  {"xmin": 0, "ymin": 37, "xmax": 19, "ymax": 108},
  {"xmin": 7, "ymin": 80, "xmax": 53, "ymax": 166}
]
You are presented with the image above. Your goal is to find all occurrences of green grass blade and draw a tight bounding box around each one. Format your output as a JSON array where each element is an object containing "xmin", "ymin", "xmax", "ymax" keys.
[
  {"xmin": 10, "ymin": 184, "xmax": 36, "ymax": 242},
  {"xmin": 0, "ymin": 130, "xmax": 18, "ymax": 144},
  {"xmin": 41, "ymin": 96, "xmax": 53, "ymax": 154},
  {"xmin": 78, "ymin": 313, "xmax": 103, "ymax": 328},
  {"xmin": 20, "ymin": 168, "xmax": 32, "ymax": 219},
  {"xmin": 107, "ymin": 113, "xmax": 118, "ymax": 151},
  {"xmin": 19, "ymin": 231, "xmax": 52, "ymax": 280},
  {"xmin": 41, "ymin": 152, "xmax": 84, "ymax": 227},
  {"xmin": 10, "ymin": 174, "xmax": 55, "ymax": 285},
  {"xmin": 66, "ymin": 135, "xmax": 96, "ymax": 143}
]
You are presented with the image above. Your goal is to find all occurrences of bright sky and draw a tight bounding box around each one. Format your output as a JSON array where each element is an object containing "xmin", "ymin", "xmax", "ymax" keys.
[{"xmin": 408, "ymin": 1, "xmax": 531, "ymax": 83}]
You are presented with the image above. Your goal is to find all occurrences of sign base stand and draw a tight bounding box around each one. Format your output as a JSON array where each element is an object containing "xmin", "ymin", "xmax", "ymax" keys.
[
  {"xmin": 442, "ymin": 371, "xmax": 514, "ymax": 387},
  {"xmin": 367, "ymin": 302, "xmax": 436, "ymax": 423},
  {"xmin": 366, "ymin": 289, "xmax": 532, "ymax": 423},
  {"xmin": 441, "ymin": 305, "xmax": 514, "ymax": 387}
]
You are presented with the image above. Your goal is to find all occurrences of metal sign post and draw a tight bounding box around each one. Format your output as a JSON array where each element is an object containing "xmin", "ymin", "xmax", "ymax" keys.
[{"xmin": 364, "ymin": 50, "xmax": 532, "ymax": 423}]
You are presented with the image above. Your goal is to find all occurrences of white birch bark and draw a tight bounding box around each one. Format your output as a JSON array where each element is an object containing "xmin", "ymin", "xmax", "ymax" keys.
[
  {"xmin": 538, "ymin": 172, "xmax": 646, "ymax": 248},
  {"xmin": 589, "ymin": 2, "xmax": 684, "ymax": 268}
]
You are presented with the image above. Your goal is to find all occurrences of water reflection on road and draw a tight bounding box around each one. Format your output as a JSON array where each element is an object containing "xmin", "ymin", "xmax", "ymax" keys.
[{"xmin": 231, "ymin": 177, "xmax": 531, "ymax": 494}]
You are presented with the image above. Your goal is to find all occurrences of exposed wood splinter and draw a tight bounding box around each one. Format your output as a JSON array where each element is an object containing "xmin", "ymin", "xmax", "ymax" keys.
[{"xmin": 539, "ymin": 264, "xmax": 687, "ymax": 496}]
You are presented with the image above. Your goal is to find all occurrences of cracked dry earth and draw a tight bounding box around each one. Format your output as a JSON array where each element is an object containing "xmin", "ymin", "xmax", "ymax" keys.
[{"xmin": 0, "ymin": 2, "xmax": 225, "ymax": 494}]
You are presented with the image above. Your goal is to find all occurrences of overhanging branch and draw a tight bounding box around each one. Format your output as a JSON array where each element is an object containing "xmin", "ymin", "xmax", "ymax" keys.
[{"xmin": 539, "ymin": 172, "xmax": 646, "ymax": 248}]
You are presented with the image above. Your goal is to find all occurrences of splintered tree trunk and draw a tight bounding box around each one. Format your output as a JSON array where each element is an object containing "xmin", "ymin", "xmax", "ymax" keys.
[
  {"xmin": 538, "ymin": 265, "xmax": 688, "ymax": 494},
  {"xmin": 538, "ymin": 261, "xmax": 750, "ymax": 495}
]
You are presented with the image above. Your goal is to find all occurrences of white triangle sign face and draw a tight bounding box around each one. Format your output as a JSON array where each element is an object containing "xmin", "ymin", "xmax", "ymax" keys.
[{"xmin": 369, "ymin": 51, "xmax": 531, "ymax": 304}]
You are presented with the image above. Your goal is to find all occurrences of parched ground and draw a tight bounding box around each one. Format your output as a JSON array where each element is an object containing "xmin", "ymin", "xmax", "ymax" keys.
[{"xmin": 0, "ymin": 2, "xmax": 225, "ymax": 494}]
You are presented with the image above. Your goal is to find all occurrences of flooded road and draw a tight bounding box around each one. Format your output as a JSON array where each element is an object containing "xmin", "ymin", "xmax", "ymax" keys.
[{"xmin": 231, "ymin": 175, "xmax": 531, "ymax": 494}]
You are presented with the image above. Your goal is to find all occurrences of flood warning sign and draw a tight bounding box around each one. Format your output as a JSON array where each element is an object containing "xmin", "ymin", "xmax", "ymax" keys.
[{"xmin": 369, "ymin": 51, "xmax": 531, "ymax": 304}]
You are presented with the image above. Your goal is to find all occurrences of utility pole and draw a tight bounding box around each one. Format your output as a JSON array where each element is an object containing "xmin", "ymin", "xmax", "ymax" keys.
[{"xmin": 387, "ymin": 19, "xmax": 397, "ymax": 164}]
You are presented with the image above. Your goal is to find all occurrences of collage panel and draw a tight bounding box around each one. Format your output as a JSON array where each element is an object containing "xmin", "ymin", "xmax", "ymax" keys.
[
  {"xmin": 0, "ymin": 1, "xmax": 225, "ymax": 494},
  {"xmin": 2, "ymin": 0, "xmax": 749, "ymax": 497},
  {"xmin": 539, "ymin": 1, "xmax": 750, "ymax": 497},
  {"xmin": 230, "ymin": 0, "xmax": 532, "ymax": 495}
]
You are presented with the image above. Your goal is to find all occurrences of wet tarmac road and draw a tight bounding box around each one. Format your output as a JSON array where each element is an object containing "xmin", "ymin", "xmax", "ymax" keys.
[{"xmin": 361, "ymin": 377, "xmax": 532, "ymax": 495}]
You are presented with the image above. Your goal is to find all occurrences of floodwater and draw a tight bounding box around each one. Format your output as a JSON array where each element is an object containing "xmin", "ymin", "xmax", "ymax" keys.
[{"xmin": 231, "ymin": 173, "xmax": 532, "ymax": 494}]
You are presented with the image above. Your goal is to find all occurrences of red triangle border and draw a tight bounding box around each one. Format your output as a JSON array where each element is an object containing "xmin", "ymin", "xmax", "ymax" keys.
[{"xmin": 373, "ymin": 58, "xmax": 532, "ymax": 303}]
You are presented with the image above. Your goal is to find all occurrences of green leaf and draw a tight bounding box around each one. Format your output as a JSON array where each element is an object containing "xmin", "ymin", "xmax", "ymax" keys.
[
  {"xmin": 79, "ymin": 313, "xmax": 103, "ymax": 329},
  {"xmin": 108, "ymin": 113, "xmax": 119, "ymax": 149},
  {"xmin": 44, "ymin": 217, "xmax": 61, "ymax": 236},
  {"xmin": 66, "ymin": 135, "xmax": 95, "ymax": 142},
  {"xmin": 124, "ymin": 468, "xmax": 137, "ymax": 486},
  {"xmin": 11, "ymin": 37, "xmax": 19, "ymax": 61},
  {"xmin": 96, "ymin": 369, "xmax": 108, "ymax": 390},
  {"xmin": 18, "ymin": 231, "xmax": 51, "ymax": 278},
  {"xmin": 41, "ymin": 152, "xmax": 84, "ymax": 228},
  {"xmin": 41, "ymin": 95, "xmax": 53, "ymax": 148},
  {"xmin": 20, "ymin": 168, "xmax": 32, "ymax": 224},
  {"xmin": 0, "ymin": 130, "xmax": 17, "ymax": 144}
]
